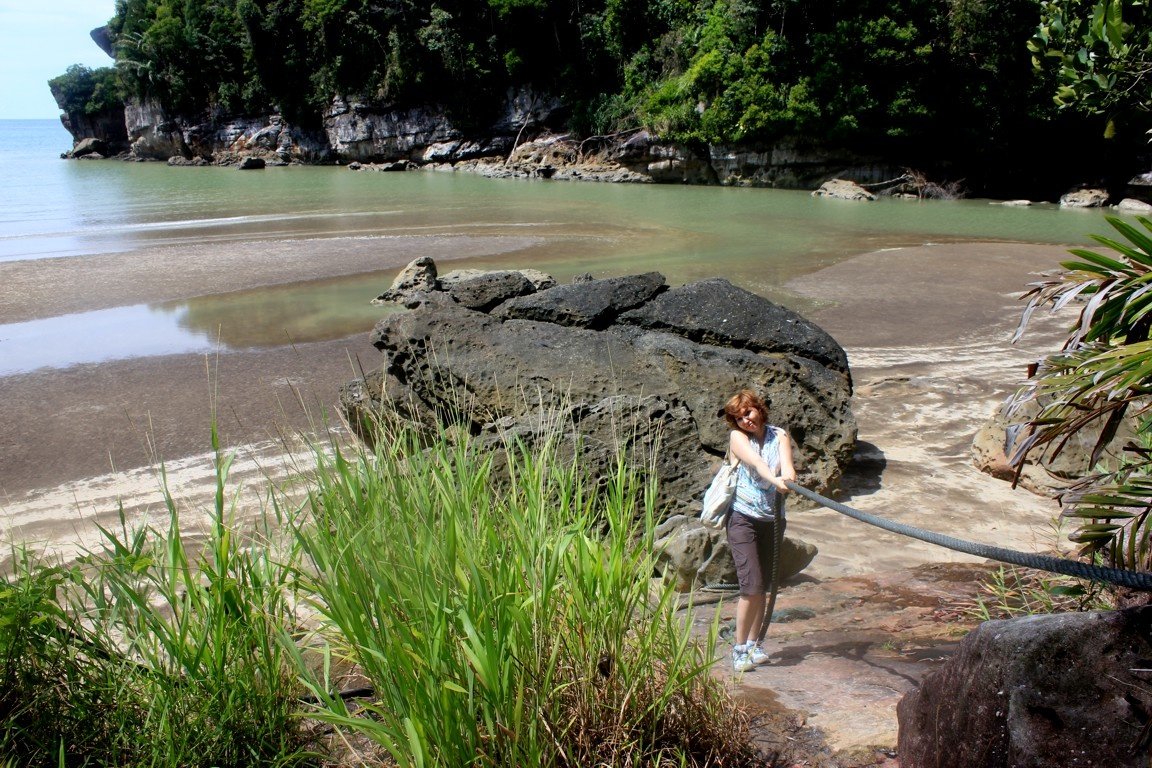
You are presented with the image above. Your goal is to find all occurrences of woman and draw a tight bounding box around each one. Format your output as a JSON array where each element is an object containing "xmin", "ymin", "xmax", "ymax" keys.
[{"xmin": 723, "ymin": 389, "xmax": 797, "ymax": 672}]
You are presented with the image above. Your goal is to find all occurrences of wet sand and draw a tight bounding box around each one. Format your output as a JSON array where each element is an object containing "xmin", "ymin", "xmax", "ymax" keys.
[{"xmin": 0, "ymin": 239, "xmax": 1073, "ymax": 572}]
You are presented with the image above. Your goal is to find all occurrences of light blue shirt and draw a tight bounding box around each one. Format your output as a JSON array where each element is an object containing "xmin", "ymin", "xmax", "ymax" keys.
[{"xmin": 731, "ymin": 427, "xmax": 783, "ymax": 520}]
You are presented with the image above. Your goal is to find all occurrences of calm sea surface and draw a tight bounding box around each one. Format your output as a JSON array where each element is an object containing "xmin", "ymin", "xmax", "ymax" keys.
[{"xmin": 0, "ymin": 119, "xmax": 1116, "ymax": 376}]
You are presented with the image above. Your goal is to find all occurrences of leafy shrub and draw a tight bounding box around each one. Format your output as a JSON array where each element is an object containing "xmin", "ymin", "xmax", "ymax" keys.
[{"xmin": 47, "ymin": 65, "xmax": 123, "ymax": 116}]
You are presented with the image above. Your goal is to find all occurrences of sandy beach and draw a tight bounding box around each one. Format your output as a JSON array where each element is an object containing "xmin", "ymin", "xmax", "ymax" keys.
[
  {"xmin": 0, "ymin": 239, "xmax": 1073, "ymax": 573},
  {"xmin": 0, "ymin": 236, "xmax": 1084, "ymax": 757}
]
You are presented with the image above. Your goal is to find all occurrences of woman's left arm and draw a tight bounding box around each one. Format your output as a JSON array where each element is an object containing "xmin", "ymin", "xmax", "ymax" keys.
[{"xmin": 777, "ymin": 429, "xmax": 797, "ymax": 485}]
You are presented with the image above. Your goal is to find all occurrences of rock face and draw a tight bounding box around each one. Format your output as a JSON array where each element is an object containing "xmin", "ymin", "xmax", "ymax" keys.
[
  {"xmin": 1117, "ymin": 197, "xmax": 1152, "ymax": 213},
  {"xmin": 344, "ymin": 260, "xmax": 857, "ymax": 523},
  {"xmin": 1060, "ymin": 187, "xmax": 1109, "ymax": 207},
  {"xmin": 325, "ymin": 97, "xmax": 462, "ymax": 162},
  {"xmin": 973, "ymin": 397, "xmax": 1137, "ymax": 497},
  {"xmin": 125, "ymin": 99, "xmax": 190, "ymax": 160},
  {"xmin": 897, "ymin": 607, "xmax": 1152, "ymax": 768},
  {"xmin": 811, "ymin": 178, "xmax": 876, "ymax": 201},
  {"xmin": 56, "ymin": 86, "xmax": 905, "ymax": 189}
]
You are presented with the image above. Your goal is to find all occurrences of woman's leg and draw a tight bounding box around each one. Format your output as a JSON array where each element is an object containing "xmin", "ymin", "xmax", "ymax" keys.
[
  {"xmin": 728, "ymin": 511, "xmax": 769, "ymax": 645},
  {"xmin": 735, "ymin": 593, "xmax": 766, "ymax": 645}
]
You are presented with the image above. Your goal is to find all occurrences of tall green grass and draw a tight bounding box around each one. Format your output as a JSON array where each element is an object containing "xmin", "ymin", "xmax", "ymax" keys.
[
  {"xmin": 0, "ymin": 428, "xmax": 312, "ymax": 767},
  {"xmin": 1, "ymin": 410, "xmax": 753, "ymax": 767},
  {"xmin": 291, "ymin": 416, "xmax": 750, "ymax": 767}
]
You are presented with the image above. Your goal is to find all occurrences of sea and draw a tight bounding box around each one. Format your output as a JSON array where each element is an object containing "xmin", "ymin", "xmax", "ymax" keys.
[{"xmin": 0, "ymin": 118, "xmax": 1115, "ymax": 378}]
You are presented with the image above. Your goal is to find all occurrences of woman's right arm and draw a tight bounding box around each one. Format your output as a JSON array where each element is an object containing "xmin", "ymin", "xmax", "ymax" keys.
[{"xmin": 729, "ymin": 431, "xmax": 788, "ymax": 492}]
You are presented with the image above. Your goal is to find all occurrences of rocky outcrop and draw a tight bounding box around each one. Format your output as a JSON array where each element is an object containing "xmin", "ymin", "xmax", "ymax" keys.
[
  {"xmin": 343, "ymin": 259, "xmax": 857, "ymax": 523},
  {"xmin": 811, "ymin": 178, "xmax": 876, "ymax": 201},
  {"xmin": 49, "ymin": 69, "xmax": 128, "ymax": 156},
  {"xmin": 1117, "ymin": 198, "xmax": 1152, "ymax": 213},
  {"xmin": 973, "ymin": 397, "xmax": 1136, "ymax": 497},
  {"xmin": 710, "ymin": 141, "xmax": 901, "ymax": 189},
  {"xmin": 68, "ymin": 137, "xmax": 110, "ymax": 158},
  {"xmin": 125, "ymin": 99, "xmax": 190, "ymax": 160},
  {"xmin": 655, "ymin": 515, "xmax": 817, "ymax": 591},
  {"xmin": 897, "ymin": 607, "xmax": 1152, "ymax": 768},
  {"xmin": 184, "ymin": 115, "xmax": 330, "ymax": 164},
  {"xmin": 325, "ymin": 97, "xmax": 461, "ymax": 162},
  {"xmin": 56, "ymin": 86, "xmax": 907, "ymax": 190},
  {"xmin": 123, "ymin": 107, "xmax": 331, "ymax": 164},
  {"xmin": 1059, "ymin": 187, "xmax": 1109, "ymax": 207}
]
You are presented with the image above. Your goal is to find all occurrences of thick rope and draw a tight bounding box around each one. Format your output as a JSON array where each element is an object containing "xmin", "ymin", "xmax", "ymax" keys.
[
  {"xmin": 783, "ymin": 481, "xmax": 1152, "ymax": 591},
  {"xmin": 756, "ymin": 499, "xmax": 784, "ymax": 644}
]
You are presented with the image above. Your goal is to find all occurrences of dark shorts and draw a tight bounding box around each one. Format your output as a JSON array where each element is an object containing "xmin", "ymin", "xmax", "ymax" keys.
[{"xmin": 727, "ymin": 510, "xmax": 784, "ymax": 595}]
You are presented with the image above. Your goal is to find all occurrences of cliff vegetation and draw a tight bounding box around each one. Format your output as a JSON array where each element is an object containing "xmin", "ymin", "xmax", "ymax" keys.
[{"xmin": 49, "ymin": 0, "xmax": 1152, "ymax": 196}]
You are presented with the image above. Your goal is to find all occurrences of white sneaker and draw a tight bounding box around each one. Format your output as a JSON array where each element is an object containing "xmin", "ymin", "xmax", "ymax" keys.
[
  {"xmin": 748, "ymin": 644, "xmax": 770, "ymax": 665},
  {"xmin": 732, "ymin": 645, "xmax": 754, "ymax": 673}
]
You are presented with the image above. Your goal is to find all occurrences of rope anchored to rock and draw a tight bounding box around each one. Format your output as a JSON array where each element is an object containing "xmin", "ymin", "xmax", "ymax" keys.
[
  {"xmin": 703, "ymin": 481, "xmax": 1152, "ymax": 646},
  {"xmin": 782, "ymin": 480, "xmax": 1152, "ymax": 591}
]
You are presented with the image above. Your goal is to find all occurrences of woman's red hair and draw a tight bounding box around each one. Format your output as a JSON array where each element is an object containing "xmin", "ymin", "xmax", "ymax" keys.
[{"xmin": 723, "ymin": 389, "xmax": 768, "ymax": 430}]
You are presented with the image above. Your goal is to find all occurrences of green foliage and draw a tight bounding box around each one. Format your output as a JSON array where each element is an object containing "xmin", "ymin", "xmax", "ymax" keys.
[
  {"xmin": 1029, "ymin": 0, "xmax": 1152, "ymax": 130},
  {"xmin": 964, "ymin": 565, "xmax": 1111, "ymax": 621},
  {"xmin": 111, "ymin": 0, "xmax": 257, "ymax": 115},
  {"xmin": 1, "ymin": 406, "xmax": 752, "ymax": 766},
  {"xmin": 0, "ymin": 430, "xmax": 310, "ymax": 767},
  {"xmin": 292, "ymin": 417, "xmax": 749, "ymax": 766},
  {"xmin": 51, "ymin": 0, "xmax": 1104, "ymax": 180},
  {"xmin": 47, "ymin": 65, "xmax": 123, "ymax": 116},
  {"xmin": 1012, "ymin": 215, "xmax": 1152, "ymax": 573},
  {"xmin": 0, "ymin": 552, "xmax": 127, "ymax": 766}
]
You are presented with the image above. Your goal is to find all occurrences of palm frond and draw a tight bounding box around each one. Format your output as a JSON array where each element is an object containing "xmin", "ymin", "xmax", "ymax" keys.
[{"xmin": 1011, "ymin": 215, "xmax": 1152, "ymax": 571}]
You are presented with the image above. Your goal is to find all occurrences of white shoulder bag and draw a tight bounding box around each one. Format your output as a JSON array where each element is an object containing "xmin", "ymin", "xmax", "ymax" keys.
[{"xmin": 700, "ymin": 451, "xmax": 739, "ymax": 529}]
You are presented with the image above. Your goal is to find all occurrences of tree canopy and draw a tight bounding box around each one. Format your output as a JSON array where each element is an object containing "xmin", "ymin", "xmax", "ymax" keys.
[
  {"xmin": 48, "ymin": 0, "xmax": 1151, "ymax": 193},
  {"xmin": 1029, "ymin": 0, "xmax": 1152, "ymax": 136}
]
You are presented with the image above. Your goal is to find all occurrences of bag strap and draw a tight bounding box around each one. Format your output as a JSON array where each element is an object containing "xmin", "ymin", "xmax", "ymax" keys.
[{"xmin": 724, "ymin": 446, "xmax": 740, "ymax": 469}]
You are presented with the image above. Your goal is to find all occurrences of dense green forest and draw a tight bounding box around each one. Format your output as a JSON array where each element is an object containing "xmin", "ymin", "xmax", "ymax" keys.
[{"xmin": 50, "ymin": 0, "xmax": 1152, "ymax": 193}]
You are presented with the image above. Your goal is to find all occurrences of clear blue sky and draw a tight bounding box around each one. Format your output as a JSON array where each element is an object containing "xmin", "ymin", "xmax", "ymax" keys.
[{"xmin": 1, "ymin": 1, "xmax": 118, "ymax": 119}]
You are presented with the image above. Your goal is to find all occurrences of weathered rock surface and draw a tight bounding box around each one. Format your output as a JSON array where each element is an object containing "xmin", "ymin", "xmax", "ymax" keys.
[
  {"xmin": 371, "ymin": 259, "xmax": 558, "ymax": 309},
  {"xmin": 811, "ymin": 178, "xmax": 876, "ymax": 201},
  {"xmin": 1117, "ymin": 197, "xmax": 1152, "ymax": 213},
  {"xmin": 725, "ymin": 562, "xmax": 1001, "ymax": 759},
  {"xmin": 655, "ymin": 514, "xmax": 817, "ymax": 591},
  {"xmin": 1059, "ymin": 187, "xmax": 1109, "ymax": 207},
  {"xmin": 495, "ymin": 272, "xmax": 667, "ymax": 328},
  {"xmin": 125, "ymin": 99, "xmax": 190, "ymax": 160},
  {"xmin": 344, "ymin": 260, "xmax": 857, "ymax": 525},
  {"xmin": 973, "ymin": 396, "xmax": 1136, "ymax": 497},
  {"xmin": 56, "ymin": 86, "xmax": 905, "ymax": 190},
  {"xmin": 897, "ymin": 607, "xmax": 1152, "ymax": 768},
  {"xmin": 618, "ymin": 279, "xmax": 851, "ymax": 381},
  {"xmin": 68, "ymin": 137, "xmax": 109, "ymax": 158}
]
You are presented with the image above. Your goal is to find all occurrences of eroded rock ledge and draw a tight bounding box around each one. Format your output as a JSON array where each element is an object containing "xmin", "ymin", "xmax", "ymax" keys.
[{"xmin": 57, "ymin": 90, "xmax": 905, "ymax": 188}]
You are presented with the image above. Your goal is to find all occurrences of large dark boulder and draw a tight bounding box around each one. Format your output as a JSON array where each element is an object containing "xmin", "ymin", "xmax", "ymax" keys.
[
  {"xmin": 618, "ymin": 278, "xmax": 850, "ymax": 383},
  {"xmin": 343, "ymin": 260, "xmax": 856, "ymax": 521},
  {"xmin": 495, "ymin": 272, "xmax": 667, "ymax": 329},
  {"xmin": 897, "ymin": 607, "xmax": 1152, "ymax": 768}
]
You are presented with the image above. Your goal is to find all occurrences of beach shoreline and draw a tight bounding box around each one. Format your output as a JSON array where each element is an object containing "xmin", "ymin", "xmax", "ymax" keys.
[{"xmin": 1, "ymin": 240, "xmax": 1073, "ymax": 575}]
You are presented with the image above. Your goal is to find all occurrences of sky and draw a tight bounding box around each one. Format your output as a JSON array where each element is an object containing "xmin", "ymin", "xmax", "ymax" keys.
[{"xmin": 1, "ymin": 1, "xmax": 119, "ymax": 119}]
